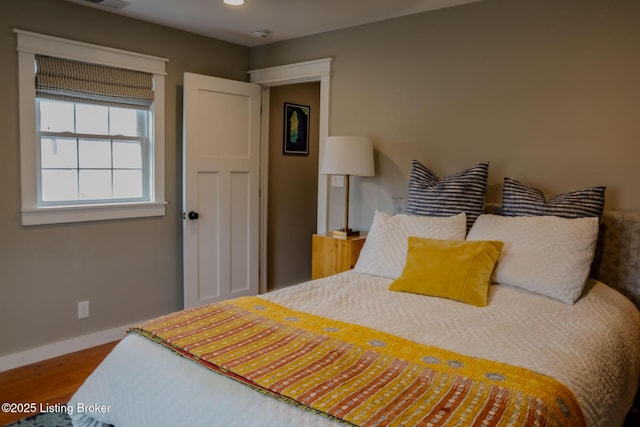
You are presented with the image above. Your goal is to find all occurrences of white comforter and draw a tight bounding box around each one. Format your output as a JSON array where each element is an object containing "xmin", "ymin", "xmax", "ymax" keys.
[{"xmin": 70, "ymin": 272, "xmax": 640, "ymax": 427}]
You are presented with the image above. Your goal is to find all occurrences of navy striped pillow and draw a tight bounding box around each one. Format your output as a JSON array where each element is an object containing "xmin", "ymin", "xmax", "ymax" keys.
[
  {"xmin": 406, "ymin": 161, "xmax": 489, "ymax": 230},
  {"xmin": 502, "ymin": 177, "xmax": 605, "ymax": 218}
]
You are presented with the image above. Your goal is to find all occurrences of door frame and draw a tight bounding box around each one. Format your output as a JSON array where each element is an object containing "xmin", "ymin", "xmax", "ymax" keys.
[{"xmin": 248, "ymin": 58, "xmax": 332, "ymax": 294}]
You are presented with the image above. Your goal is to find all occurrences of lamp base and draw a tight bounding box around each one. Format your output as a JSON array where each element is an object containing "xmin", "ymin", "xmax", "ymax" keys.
[{"xmin": 332, "ymin": 228, "xmax": 360, "ymax": 239}]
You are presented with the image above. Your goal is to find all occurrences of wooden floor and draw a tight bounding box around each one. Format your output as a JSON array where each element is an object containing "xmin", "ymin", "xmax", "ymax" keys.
[{"xmin": 0, "ymin": 341, "xmax": 118, "ymax": 426}]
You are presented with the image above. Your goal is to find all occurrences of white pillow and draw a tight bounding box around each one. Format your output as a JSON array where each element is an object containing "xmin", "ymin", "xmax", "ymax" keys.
[
  {"xmin": 354, "ymin": 211, "xmax": 467, "ymax": 279},
  {"xmin": 466, "ymin": 214, "xmax": 599, "ymax": 304}
]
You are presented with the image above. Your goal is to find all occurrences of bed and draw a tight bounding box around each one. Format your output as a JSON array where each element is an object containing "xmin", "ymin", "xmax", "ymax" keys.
[{"xmin": 69, "ymin": 167, "xmax": 640, "ymax": 427}]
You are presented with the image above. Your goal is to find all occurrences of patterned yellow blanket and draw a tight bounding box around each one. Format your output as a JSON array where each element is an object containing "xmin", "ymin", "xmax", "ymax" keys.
[{"xmin": 130, "ymin": 297, "xmax": 585, "ymax": 427}]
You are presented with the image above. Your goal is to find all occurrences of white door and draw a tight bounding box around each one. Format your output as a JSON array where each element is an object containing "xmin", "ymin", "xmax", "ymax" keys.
[{"xmin": 183, "ymin": 72, "xmax": 261, "ymax": 309}]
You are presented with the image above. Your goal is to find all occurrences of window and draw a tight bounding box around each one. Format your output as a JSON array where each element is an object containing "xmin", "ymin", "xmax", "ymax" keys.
[
  {"xmin": 16, "ymin": 30, "xmax": 168, "ymax": 225},
  {"xmin": 39, "ymin": 101, "xmax": 149, "ymax": 204}
]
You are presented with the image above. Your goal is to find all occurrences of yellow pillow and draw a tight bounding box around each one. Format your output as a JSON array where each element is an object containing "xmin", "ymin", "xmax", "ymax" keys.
[{"xmin": 389, "ymin": 237, "xmax": 504, "ymax": 307}]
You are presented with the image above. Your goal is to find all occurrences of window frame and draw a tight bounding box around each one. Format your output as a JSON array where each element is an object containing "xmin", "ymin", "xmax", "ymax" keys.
[{"xmin": 16, "ymin": 29, "xmax": 168, "ymax": 225}]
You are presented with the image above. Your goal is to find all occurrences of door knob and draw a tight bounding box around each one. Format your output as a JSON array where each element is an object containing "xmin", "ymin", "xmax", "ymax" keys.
[{"xmin": 188, "ymin": 211, "xmax": 199, "ymax": 220}]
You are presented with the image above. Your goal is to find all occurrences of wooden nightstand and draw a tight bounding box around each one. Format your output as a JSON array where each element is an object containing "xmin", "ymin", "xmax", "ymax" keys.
[{"xmin": 311, "ymin": 233, "xmax": 367, "ymax": 279}]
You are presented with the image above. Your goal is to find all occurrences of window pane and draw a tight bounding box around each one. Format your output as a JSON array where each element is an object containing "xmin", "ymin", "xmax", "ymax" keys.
[
  {"xmin": 42, "ymin": 170, "xmax": 78, "ymax": 201},
  {"xmin": 41, "ymin": 138, "xmax": 77, "ymax": 169},
  {"xmin": 79, "ymin": 170, "xmax": 112, "ymax": 200},
  {"xmin": 39, "ymin": 100, "xmax": 74, "ymax": 132},
  {"xmin": 109, "ymin": 107, "xmax": 138, "ymax": 136},
  {"xmin": 76, "ymin": 104, "xmax": 108, "ymax": 134},
  {"xmin": 79, "ymin": 139, "xmax": 111, "ymax": 168},
  {"xmin": 113, "ymin": 170, "xmax": 143, "ymax": 199},
  {"xmin": 113, "ymin": 141, "xmax": 142, "ymax": 169}
]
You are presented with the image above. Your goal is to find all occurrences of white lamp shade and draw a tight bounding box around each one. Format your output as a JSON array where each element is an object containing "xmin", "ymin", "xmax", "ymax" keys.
[{"xmin": 320, "ymin": 136, "xmax": 375, "ymax": 176}]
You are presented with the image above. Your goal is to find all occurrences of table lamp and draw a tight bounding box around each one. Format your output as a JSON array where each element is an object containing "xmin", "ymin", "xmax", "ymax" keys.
[{"xmin": 320, "ymin": 136, "xmax": 375, "ymax": 238}]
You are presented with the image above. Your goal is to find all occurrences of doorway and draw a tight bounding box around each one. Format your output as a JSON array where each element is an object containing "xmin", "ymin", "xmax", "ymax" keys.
[
  {"xmin": 249, "ymin": 58, "xmax": 332, "ymax": 294},
  {"xmin": 267, "ymin": 83, "xmax": 320, "ymax": 291}
]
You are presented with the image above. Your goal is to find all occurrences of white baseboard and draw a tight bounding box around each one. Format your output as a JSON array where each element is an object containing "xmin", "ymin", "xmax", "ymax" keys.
[{"xmin": 0, "ymin": 322, "xmax": 138, "ymax": 372}]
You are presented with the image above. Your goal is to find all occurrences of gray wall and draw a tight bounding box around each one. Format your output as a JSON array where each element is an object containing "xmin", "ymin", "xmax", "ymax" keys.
[
  {"xmin": 3, "ymin": 0, "xmax": 640, "ymax": 357},
  {"xmin": 267, "ymin": 83, "xmax": 320, "ymax": 291},
  {"xmin": 0, "ymin": 0, "xmax": 249, "ymax": 356},
  {"xmin": 250, "ymin": 0, "xmax": 640, "ymax": 231}
]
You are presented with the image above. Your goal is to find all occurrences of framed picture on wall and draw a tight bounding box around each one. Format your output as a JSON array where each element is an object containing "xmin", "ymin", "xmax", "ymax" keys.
[{"xmin": 283, "ymin": 103, "xmax": 310, "ymax": 156}]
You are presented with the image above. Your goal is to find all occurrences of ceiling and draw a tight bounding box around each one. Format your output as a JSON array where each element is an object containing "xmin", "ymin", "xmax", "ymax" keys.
[{"xmin": 64, "ymin": 0, "xmax": 483, "ymax": 47}]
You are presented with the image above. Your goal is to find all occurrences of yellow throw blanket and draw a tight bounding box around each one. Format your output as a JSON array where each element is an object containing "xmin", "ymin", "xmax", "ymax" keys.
[{"xmin": 130, "ymin": 297, "xmax": 585, "ymax": 427}]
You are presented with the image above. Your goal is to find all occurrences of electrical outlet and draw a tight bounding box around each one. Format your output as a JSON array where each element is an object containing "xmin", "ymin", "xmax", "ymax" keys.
[
  {"xmin": 78, "ymin": 300, "xmax": 90, "ymax": 319},
  {"xmin": 331, "ymin": 175, "xmax": 345, "ymax": 188}
]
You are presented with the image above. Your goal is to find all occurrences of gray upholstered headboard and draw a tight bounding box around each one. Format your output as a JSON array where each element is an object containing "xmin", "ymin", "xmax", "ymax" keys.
[
  {"xmin": 483, "ymin": 204, "xmax": 640, "ymax": 309},
  {"xmin": 591, "ymin": 211, "xmax": 640, "ymax": 309}
]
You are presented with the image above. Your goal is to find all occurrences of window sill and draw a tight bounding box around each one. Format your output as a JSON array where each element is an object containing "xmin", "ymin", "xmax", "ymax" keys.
[{"xmin": 21, "ymin": 201, "xmax": 167, "ymax": 226}]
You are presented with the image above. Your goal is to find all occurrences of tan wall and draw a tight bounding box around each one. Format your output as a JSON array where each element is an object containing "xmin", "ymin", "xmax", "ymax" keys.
[
  {"xmin": 0, "ymin": 0, "xmax": 249, "ymax": 356},
  {"xmin": 267, "ymin": 83, "xmax": 320, "ymax": 291},
  {"xmin": 250, "ymin": 0, "xmax": 640, "ymax": 231}
]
